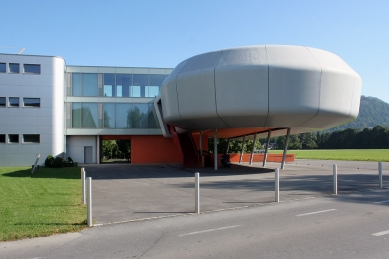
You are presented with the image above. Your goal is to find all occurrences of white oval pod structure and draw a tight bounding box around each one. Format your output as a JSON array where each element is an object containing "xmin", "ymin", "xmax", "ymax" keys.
[{"xmin": 159, "ymin": 45, "xmax": 361, "ymax": 138}]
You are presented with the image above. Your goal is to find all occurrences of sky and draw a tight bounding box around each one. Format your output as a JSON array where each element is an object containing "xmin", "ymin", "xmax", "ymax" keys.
[{"xmin": 1, "ymin": 0, "xmax": 388, "ymax": 103}]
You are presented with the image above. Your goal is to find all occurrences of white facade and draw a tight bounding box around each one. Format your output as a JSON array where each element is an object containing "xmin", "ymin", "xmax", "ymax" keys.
[{"xmin": 0, "ymin": 54, "xmax": 65, "ymax": 166}]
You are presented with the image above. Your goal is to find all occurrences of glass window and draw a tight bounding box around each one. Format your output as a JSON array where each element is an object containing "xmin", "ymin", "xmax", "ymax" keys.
[
  {"xmin": 9, "ymin": 63, "xmax": 19, "ymax": 73},
  {"xmin": 82, "ymin": 73, "xmax": 98, "ymax": 96},
  {"xmin": 81, "ymin": 103, "xmax": 98, "ymax": 128},
  {"xmin": 133, "ymin": 74, "xmax": 148, "ymax": 97},
  {"xmin": 8, "ymin": 134, "xmax": 19, "ymax": 143},
  {"xmin": 23, "ymin": 134, "xmax": 40, "ymax": 143},
  {"xmin": 103, "ymin": 103, "xmax": 115, "ymax": 128},
  {"xmin": 131, "ymin": 103, "xmax": 148, "ymax": 128},
  {"xmin": 23, "ymin": 98, "xmax": 40, "ymax": 107},
  {"xmin": 103, "ymin": 74, "xmax": 115, "ymax": 97},
  {"xmin": 23, "ymin": 64, "xmax": 41, "ymax": 74},
  {"xmin": 72, "ymin": 102, "xmax": 81, "ymax": 128},
  {"xmin": 148, "ymin": 103, "xmax": 160, "ymax": 128},
  {"xmin": 149, "ymin": 74, "xmax": 165, "ymax": 86},
  {"xmin": 0, "ymin": 97, "xmax": 5, "ymax": 107},
  {"xmin": 72, "ymin": 73, "xmax": 82, "ymax": 96},
  {"xmin": 0, "ymin": 63, "xmax": 5, "ymax": 73},
  {"xmin": 115, "ymin": 103, "xmax": 132, "ymax": 128},
  {"xmin": 0, "ymin": 134, "xmax": 5, "ymax": 143},
  {"xmin": 116, "ymin": 74, "xmax": 132, "ymax": 97},
  {"xmin": 145, "ymin": 86, "xmax": 159, "ymax": 97},
  {"xmin": 9, "ymin": 97, "xmax": 19, "ymax": 107},
  {"xmin": 130, "ymin": 85, "xmax": 141, "ymax": 97}
]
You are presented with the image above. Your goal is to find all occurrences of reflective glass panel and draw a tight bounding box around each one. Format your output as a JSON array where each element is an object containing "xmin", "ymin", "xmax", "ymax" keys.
[
  {"xmin": 133, "ymin": 74, "xmax": 148, "ymax": 97},
  {"xmin": 115, "ymin": 103, "xmax": 132, "ymax": 128},
  {"xmin": 9, "ymin": 97, "xmax": 19, "ymax": 107},
  {"xmin": 72, "ymin": 73, "xmax": 82, "ymax": 96},
  {"xmin": 149, "ymin": 74, "xmax": 165, "ymax": 86},
  {"xmin": 82, "ymin": 74, "xmax": 98, "ymax": 96},
  {"xmin": 130, "ymin": 85, "xmax": 141, "ymax": 97},
  {"xmin": 131, "ymin": 103, "xmax": 148, "ymax": 128},
  {"xmin": 103, "ymin": 103, "xmax": 115, "ymax": 128},
  {"xmin": 0, "ymin": 63, "xmax": 5, "ymax": 73},
  {"xmin": 148, "ymin": 103, "xmax": 160, "ymax": 128},
  {"xmin": 0, "ymin": 97, "xmax": 5, "ymax": 107},
  {"xmin": 24, "ymin": 64, "xmax": 41, "ymax": 74},
  {"xmin": 145, "ymin": 86, "xmax": 159, "ymax": 97},
  {"xmin": 103, "ymin": 74, "xmax": 115, "ymax": 97},
  {"xmin": 72, "ymin": 103, "xmax": 81, "ymax": 128},
  {"xmin": 23, "ymin": 98, "xmax": 40, "ymax": 107},
  {"xmin": 116, "ymin": 74, "xmax": 132, "ymax": 97},
  {"xmin": 9, "ymin": 63, "xmax": 19, "ymax": 73},
  {"xmin": 81, "ymin": 103, "xmax": 98, "ymax": 128}
]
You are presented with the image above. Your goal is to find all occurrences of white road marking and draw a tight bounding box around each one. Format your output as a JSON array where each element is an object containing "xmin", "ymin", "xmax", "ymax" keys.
[
  {"xmin": 372, "ymin": 230, "xmax": 389, "ymax": 236},
  {"xmin": 296, "ymin": 209, "xmax": 337, "ymax": 217},
  {"xmin": 374, "ymin": 200, "xmax": 389, "ymax": 204},
  {"xmin": 179, "ymin": 225, "xmax": 243, "ymax": 237}
]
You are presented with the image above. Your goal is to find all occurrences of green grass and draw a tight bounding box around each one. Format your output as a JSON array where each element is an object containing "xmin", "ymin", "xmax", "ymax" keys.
[
  {"xmin": 270, "ymin": 149, "xmax": 389, "ymax": 162},
  {"xmin": 0, "ymin": 167, "xmax": 87, "ymax": 241}
]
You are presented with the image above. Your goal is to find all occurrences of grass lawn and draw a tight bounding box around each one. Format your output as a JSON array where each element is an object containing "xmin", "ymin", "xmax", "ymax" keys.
[
  {"xmin": 271, "ymin": 149, "xmax": 389, "ymax": 162},
  {"xmin": 0, "ymin": 167, "xmax": 87, "ymax": 241}
]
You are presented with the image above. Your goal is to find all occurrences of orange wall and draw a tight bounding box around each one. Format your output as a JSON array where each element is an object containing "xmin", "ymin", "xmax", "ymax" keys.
[{"xmin": 131, "ymin": 135, "xmax": 182, "ymax": 164}]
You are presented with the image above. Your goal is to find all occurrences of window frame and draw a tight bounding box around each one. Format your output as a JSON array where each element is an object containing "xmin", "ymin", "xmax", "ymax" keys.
[
  {"xmin": 0, "ymin": 97, "xmax": 6, "ymax": 107},
  {"xmin": 23, "ymin": 134, "xmax": 40, "ymax": 144},
  {"xmin": 8, "ymin": 134, "xmax": 19, "ymax": 144},
  {"xmin": 23, "ymin": 64, "xmax": 41, "ymax": 74},
  {"xmin": 9, "ymin": 97, "xmax": 19, "ymax": 107},
  {"xmin": 23, "ymin": 98, "xmax": 40, "ymax": 108},
  {"xmin": 9, "ymin": 63, "xmax": 20, "ymax": 73},
  {"xmin": 0, "ymin": 63, "xmax": 6, "ymax": 73}
]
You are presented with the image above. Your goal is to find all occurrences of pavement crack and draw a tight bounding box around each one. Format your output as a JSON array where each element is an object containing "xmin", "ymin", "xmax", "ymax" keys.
[{"xmin": 138, "ymin": 233, "xmax": 165, "ymax": 259}]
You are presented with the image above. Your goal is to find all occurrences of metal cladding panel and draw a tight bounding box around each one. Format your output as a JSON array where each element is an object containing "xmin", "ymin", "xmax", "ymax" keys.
[
  {"xmin": 266, "ymin": 45, "xmax": 321, "ymax": 127},
  {"xmin": 175, "ymin": 51, "xmax": 229, "ymax": 129},
  {"xmin": 215, "ymin": 46, "xmax": 268, "ymax": 127}
]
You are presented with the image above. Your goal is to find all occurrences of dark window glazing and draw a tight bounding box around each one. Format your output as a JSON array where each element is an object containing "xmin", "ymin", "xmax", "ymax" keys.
[
  {"xmin": 82, "ymin": 74, "xmax": 98, "ymax": 96},
  {"xmin": 24, "ymin": 64, "xmax": 41, "ymax": 74},
  {"xmin": 23, "ymin": 134, "xmax": 40, "ymax": 143},
  {"xmin": 103, "ymin": 74, "xmax": 115, "ymax": 97},
  {"xmin": 0, "ymin": 97, "xmax": 5, "ymax": 107},
  {"xmin": 0, "ymin": 63, "xmax": 5, "ymax": 73},
  {"xmin": 9, "ymin": 63, "xmax": 19, "ymax": 73},
  {"xmin": 0, "ymin": 134, "xmax": 5, "ymax": 143},
  {"xmin": 23, "ymin": 98, "xmax": 40, "ymax": 107},
  {"xmin": 116, "ymin": 74, "xmax": 132, "ymax": 97},
  {"xmin": 133, "ymin": 74, "xmax": 148, "ymax": 97},
  {"xmin": 8, "ymin": 134, "xmax": 19, "ymax": 143},
  {"xmin": 103, "ymin": 103, "xmax": 115, "ymax": 128},
  {"xmin": 9, "ymin": 97, "xmax": 19, "ymax": 107}
]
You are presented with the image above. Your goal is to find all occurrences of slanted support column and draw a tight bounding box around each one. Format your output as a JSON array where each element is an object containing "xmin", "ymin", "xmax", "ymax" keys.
[
  {"xmin": 225, "ymin": 138, "xmax": 230, "ymax": 154},
  {"xmin": 263, "ymin": 130, "xmax": 271, "ymax": 167},
  {"xmin": 249, "ymin": 133, "xmax": 258, "ymax": 165},
  {"xmin": 281, "ymin": 128, "xmax": 291, "ymax": 169},
  {"xmin": 214, "ymin": 129, "xmax": 218, "ymax": 171},
  {"xmin": 199, "ymin": 131, "xmax": 203, "ymax": 156},
  {"xmin": 239, "ymin": 135, "xmax": 246, "ymax": 163}
]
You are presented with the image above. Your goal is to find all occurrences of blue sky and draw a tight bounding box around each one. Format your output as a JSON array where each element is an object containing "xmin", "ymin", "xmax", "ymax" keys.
[{"xmin": 1, "ymin": 0, "xmax": 388, "ymax": 103}]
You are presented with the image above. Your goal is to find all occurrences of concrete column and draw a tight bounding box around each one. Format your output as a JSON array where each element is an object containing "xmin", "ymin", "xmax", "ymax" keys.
[
  {"xmin": 281, "ymin": 128, "xmax": 291, "ymax": 169},
  {"xmin": 214, "ymin": 129, "xmax": 218, "ymax": 171},
  {"xmin": 263, "ymin": 130, "xmax": 271, "ymax": 167},
  {"xmin": 249, "ymin": 133, "xmax": 258, "ymax": 165},
  {"xmin": 239, "ymin": 135, "xmax": 246, "ymax": 163}
]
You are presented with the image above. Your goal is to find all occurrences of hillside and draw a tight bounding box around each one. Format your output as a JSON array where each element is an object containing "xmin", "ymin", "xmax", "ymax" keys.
[{"xmin": 325, "ymin": 96, "xmax": 389, "ymax": 132}]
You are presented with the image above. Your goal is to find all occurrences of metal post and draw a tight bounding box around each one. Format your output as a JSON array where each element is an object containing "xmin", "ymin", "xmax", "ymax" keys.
[
  {"xmin": 239, "ymin": 135, "xmax": 246, "ymax": 163},
  {"xmin": 195, "ymin": 172, "xmax": 200, "ymax": 214},
  {"xmin": 214, "ymin": 129, "xmax": 218, "ymax": 171},
  {"xmin": 199, "ymin": 131, "xmax": 203, "ymax": 156},
  {"xmin": 249, "ymin": 133, "xmax": 258, "ymax": 165},
  {"xmin": 281, "ymin": 128, "xmax": 291, "ymax": 169},
  {"xmin": 275, "ymin": 168, "xmax": 279, "ymax": 203},
  {"xmin": 333, "ymin": 164, "xmax": 337, "ymax": 195},
  {"xmin": 379, "ymin": 162, "xmax": 383, "ymax": 188},
  {"xmin": 263, "ymin": 130, "xmax": 271, "ymax": 167},
  {"xmin": 87, "ymin": 177, "xmax": 92, "ymax": 227},
  {"xmin": 97, "ymin": 135, "xmax": 100, "ymax": 165},
  {"xmin": 225, "ymin": 138, "xmax": 230, "ymax": 154},
  {"xmin": 81, "ymin": 168, "xmax": 86, "ymax": 204}
]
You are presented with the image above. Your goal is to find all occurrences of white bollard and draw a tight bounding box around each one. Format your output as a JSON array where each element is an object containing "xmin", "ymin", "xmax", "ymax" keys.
[
  {"xmin": 333, "ymin": 164, "xmax": 337, "ymax": 195},
  {"xmin": 87, "ymin": 177, "xmax": 92, "ymax": 227},
  {"xmin": 81, "ymin": 168, "xmax": 86, "ymax": 204},
  {"xmin": 275, "ymin": 168, "xmax": 279, "ymax": 203},
  {"xmin": 379, "ymin": 162, "xmax": 383, "ymax": 188},
  {"xmin": 195, "ymin": 172, "xmax": 200, "ymax": 214}
]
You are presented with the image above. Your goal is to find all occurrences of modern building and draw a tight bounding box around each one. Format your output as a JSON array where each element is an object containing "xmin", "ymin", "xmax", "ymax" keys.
[{"xmin": 0, "ymin": 45, "xmax": 362, "ymax": 167}]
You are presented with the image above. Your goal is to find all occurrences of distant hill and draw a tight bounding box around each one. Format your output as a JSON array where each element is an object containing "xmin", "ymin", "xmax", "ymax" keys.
[{"xmin": 324, "ymin": 96, "xmax": 389, "ymax": 132}]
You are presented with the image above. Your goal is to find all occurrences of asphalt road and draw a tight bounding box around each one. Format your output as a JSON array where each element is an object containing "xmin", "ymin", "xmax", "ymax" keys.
[{"xmin": 2, "ymin": 188, "xmax": 389, "ymax": 259}]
